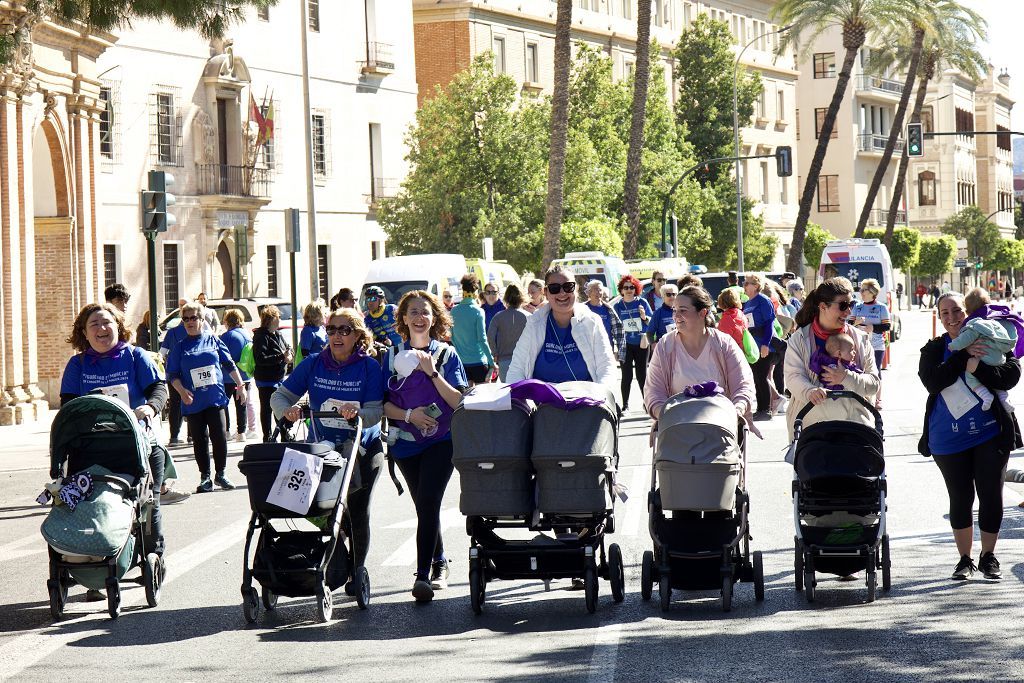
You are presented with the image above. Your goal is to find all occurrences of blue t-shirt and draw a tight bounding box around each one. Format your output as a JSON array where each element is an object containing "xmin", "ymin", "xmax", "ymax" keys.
[
  {"xmin": 742, "ymin": 292, "xmax": 776, "ymax": 348},
  {"xmin": 281, "ymin": 351, "xmax": 383, "ymax": 448},
  {"xmin": 481, "ymin": 300, "xmax": 506, "ymax": 330},
  {"xmin": 365, "ymin": 304, "xmax": 402, "ymax": 347},
  {"xmin": 533, "ymin": 316, "xmax": 592, "ymax": 383},
  {"xmin": 166, "ymin": 331, "xmax": 236, "ymax": 415},
  {"xmin": 614, "ymin": 298, "xmax": 652, "ymax": 346},
  {"xmin": 646, "ymin": 304, "xmax": 675, "ymax": 341},
  {"xmin": 385, "ymin": 340, "xmax": 468, "ymax": 459},
  {"xmin": 928, "ymin": 340, "xmax": 1000, "ymax": 455},
  {"xmin": 586, "ymin": 302, "xmax": 613, "ymax": 345},
  {"xmin": 159, "ymin": 323, "xmax": 189, "ymax": 355},
  {"xmin": 300, "ymin": 325, "xmax": 328, "ymax": 357},
  {"xmin": 220, "ymin": 327, "xmax": 252, "ymax": 382},
  {"xmin": 60, "ymin": 345, "xmax": 163, "ymax": 409}
]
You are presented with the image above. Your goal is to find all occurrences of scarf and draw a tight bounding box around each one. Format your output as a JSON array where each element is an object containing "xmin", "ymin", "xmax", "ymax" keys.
[
  {"xmin": 84, "ymin": 341, "xmax": 128, "ymax": 364},
  {"xmin": 965, "ymin": 304, "xmax": 1024, "ymax": 358},
  {"xmin": 319, "ymin": 346, "xmax": 368, "ymax": 372},
  {"xmin": 811, "ymin": 318, "xmax": 848, "ymax": 343}
]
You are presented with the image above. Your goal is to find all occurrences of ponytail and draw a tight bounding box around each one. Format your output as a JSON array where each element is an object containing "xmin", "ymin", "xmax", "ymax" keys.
[{"xmin": 794, "ymin": 277, "xmax": 854, "ymax": 328}]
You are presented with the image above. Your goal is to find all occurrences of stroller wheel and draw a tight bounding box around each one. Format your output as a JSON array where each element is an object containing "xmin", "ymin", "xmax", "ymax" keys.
[
  {"xmin": 804, "ymin": 569, "xmax": 816, "ymax": 603},
  {"xmin": 866, "ymin": 570, "xmax": 877, "ymax": 603},
  {"xmin": 753, "ymin": 551, "xmax": 765, "ymax": 602},
  {"xmin": 659, "ymin": 573, "xmax": 671, "ymax": 612},
  {"xmin": 315, "ymin": 581, "xmax": 333, "ymax": 622},
  {"xmin": 261, "ymin": 587, "xmax": 278, "ymax": 610},
  {"xmin": 469, "ymin": 560, "xmax": 484, "ymax": 615},
  {"xmin": 143, "ymin": 553, "xmax": 161, "ymax": 608},
  {"xmin": 721, "ymin": 576, "xmax": 733, "ymax": 613},
  {"xmin": 608, "ymin": 544, "xmax": 625, "ymax": 603},
  {"xmin": 47, "ymin": 579, "xmax": 65, "ymax": 620},
  {"xmin": 584, "ymin": 565, "xmax": 598, "ymax": 614},
  {"xmin": 640, "ymin": 551, "xmax": 654, "ymax": 602},
  {"xmin": 881, "ymin": 535, "xmax": 892, "ymax": 591},
  {"xmin": 794, "ymin": 540, "xmax": 804, "ymax": 591},
  {"xmin": 243, "ymin": 586, "xmax": 260, "ymax": 623},
  {"xmin": 106, "ymin": 579, "xmax": 121, "ymax": 619},
  {"xmin": 353, "ymin": 566, "xmax": 371, "ymax": 610}
]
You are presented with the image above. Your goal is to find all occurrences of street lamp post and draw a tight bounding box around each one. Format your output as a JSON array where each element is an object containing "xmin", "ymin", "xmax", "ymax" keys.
[{"xmin": 733, "ymin": 24, "xmax": 791, "ymax": 272}]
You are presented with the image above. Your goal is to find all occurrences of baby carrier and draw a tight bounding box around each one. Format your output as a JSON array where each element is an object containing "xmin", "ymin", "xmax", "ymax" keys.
[
  {"xmin": 641, "ymin": 393, "xmax": 763, "ymax": 612},
  {"xmin": 238, "ymin": 410, "xmax": 367, "ymax": 623},
  {"xmin": 41, "ymin": 395, "xmax": 161, "ymax": 619},
  {"xmin": 453, "ymin": 381, "xmax": 625, "ymax": 614},
  {"xmin": 790, "ymin": 390, "xmax": 889, "ymax": 603}
]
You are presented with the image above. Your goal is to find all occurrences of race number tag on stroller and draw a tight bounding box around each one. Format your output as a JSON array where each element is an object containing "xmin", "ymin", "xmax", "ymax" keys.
[
  {"xmin": 190, "ymin": 364, "xmax": 218, "ymax": 389},
  {"xmin": 266, "ymin": 447, "xmax": 324, "ymax": 515},
  {"xmin": 320, "ymin": 399, "xmax": 358, "ymax": 429},
  {"xmin": 98, "ymin": 383, "xmax": 130, "ymax": 406},
  {"xmin": 941, "ymin": 378, "xmax": 981, "ymax": 420}
]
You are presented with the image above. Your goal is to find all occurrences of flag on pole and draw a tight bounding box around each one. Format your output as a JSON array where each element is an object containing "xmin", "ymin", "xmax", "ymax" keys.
[{"xmin": 249, "ymin": 93, "xmax": 274, "ymax": 148}]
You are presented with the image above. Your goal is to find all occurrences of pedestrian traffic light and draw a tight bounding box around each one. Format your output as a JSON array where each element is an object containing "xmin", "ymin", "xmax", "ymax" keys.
[
  {"xmin": 141, "ymin": 170, "xmax": 176, "ymax": 233},
  {"xmin": 906, "ymin": 123, "xmax": 924, "ymax": 157},
  {"xmin": 775, "ymin": 146, "xmax": 793, "ymax": 177}
]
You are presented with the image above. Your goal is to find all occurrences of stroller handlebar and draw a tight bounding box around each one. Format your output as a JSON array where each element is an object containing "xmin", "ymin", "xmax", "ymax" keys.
[{"xmin": 792, "ymin": 390, "xmax": 883, "ymax": 436}]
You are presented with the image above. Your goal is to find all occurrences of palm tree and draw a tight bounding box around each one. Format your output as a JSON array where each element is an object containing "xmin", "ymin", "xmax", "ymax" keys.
[
  {"xmin": 772, "ymin": 0, "xmax": 915, "ymax": 275},
  {"xmin": 882, "ymin": 5, "xmax": 986, "ymax": 244},
  {"xmin": 622, "ymin": 0, "xmax": 653, "ymax": 259},
  {"xmin": 542, "ymin": 0, "xmax": 573, "ymax": 271}
]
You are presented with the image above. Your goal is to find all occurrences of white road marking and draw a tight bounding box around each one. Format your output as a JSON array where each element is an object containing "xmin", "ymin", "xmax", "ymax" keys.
[
  {"xmin": 381, "ymin": 507, "xmax": 462, "ymax": 567},
  {"xmin": 0, "ymin": 517, "xmax": 250, "ymax": 680},
  {"xmin": 618, "ymin": 464, "xmax": 651, "ymax": 538},
  {"xmin": 586, "ymin": 621, "xmax": 623, "ymax": 683},
  {"xmin": 0, "ymin": 534, "xmax": 45, "ymax": 563}
]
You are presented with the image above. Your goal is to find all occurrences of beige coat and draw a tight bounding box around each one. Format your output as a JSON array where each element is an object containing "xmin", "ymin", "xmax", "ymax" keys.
[{"xmin": 783, "ymin": 324, "xmax": 880, "ymax": 439}]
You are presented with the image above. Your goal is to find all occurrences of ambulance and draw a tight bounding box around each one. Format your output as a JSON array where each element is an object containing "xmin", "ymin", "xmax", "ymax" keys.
[
  {"xmin": 360, "ymin": 253, "xmax": 466, "ymax": 307},
  {"xmin": 549, "ymin": 251, "xmax": 630, "ymax": 297},
  {"xmin": 819, "ymin": 238, "xmax": 902, "ymax": 341}
]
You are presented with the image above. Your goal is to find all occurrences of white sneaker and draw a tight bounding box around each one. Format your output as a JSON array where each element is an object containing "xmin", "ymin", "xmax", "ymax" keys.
[
  {"xmin": 234, "ymin": 432, "xmax": 246, "ymax": 443},
  {"xmin": 245, "ymin": 429, "xmax": 259, "ymax": 440}
]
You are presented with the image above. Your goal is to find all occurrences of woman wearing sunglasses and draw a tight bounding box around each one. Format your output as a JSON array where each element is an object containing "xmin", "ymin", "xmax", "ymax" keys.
[
  {"xmin": 272, "ymin": 309, "xmax": 384, "ymax": 590},
  {"xmin": 783, "ymin": 277, "xmax": 880, "ymax": 438},
  {"xmin": 613, "ymin": 274, "xmax": 652, "ymax": 410},
  {"xmin": 166, "ymin": 301, "xmax": 247, "ymax": 493},
  {"xmin": 506, "ymin": 265, "xmax": 615, "ymax": 387}
]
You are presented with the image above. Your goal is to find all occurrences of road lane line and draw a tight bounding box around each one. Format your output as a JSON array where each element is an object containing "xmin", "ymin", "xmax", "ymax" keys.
[
  {"xmin": 382, "ymin": 507, "xmax": 461, "ymax": 567},
  {"xmin": 0, "ymin": 534, "xmax": 44, "ymax": 564},
  {"xmin": 619, "ymin": 464, "xmax": 651, "ymax": 538},
  {"xmin": 0, "ymin": 517, "xmax": 250, "ymax": 680},
  {"xmin": 586, "ymin": 621, "xmax": 623, "ymax": 683}
]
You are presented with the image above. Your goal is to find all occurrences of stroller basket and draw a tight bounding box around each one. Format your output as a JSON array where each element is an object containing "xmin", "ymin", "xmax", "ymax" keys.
[{"xmin": 239, "ymin": 442, "xmax": 346, "ymax": 518}]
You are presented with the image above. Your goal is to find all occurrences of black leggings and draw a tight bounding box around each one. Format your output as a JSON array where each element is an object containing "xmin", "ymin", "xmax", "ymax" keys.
[
  {"xmin": 258, "ymin": 386, "xmax": 277, "ymax": 440},
  {"xmin": 621, "ymin": 343, "xmax": 647, "ymax": 407},
  {"xmin": 932, "ymin": 439, "xmax": 1008, "ymax": 533},
  {"xmin": 147, "ymin": 444, "xmax": 166, "ymax": 556},
  {"xmin": 223, "ymin": 383, "xmax": 246, "ymax": 435},
  {"xmin": 347, "ymin": 442, "xmax": 384, "ymax": 569},
  {"xmin": 750, "ymin": 355, "xmax": 772, "ymax": 412},
  {"xmin": 395, "ymin": 440, "xmax": 455, "ymax": 578},
  {"xmin": 169, "ymin": 390, "xmax": 183, "ymax": 440},
  {"xmin": 185, "ymin": 406, "xmax": 228, "ymax": 477}
]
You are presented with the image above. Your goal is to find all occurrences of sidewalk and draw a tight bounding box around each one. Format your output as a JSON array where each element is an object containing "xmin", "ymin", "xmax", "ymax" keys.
[{"xmin": 0, "ymin": 409, "xmax": 57, "ymax": 473}]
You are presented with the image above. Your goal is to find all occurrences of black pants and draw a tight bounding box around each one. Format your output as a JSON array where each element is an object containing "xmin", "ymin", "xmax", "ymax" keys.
[
  {"xmin": 258, "ymin": 386, "xmax": 277, "ymax": 441},
  {"xmin": 750, "ymin": 355, "xmax": 772, "ymax": 413},
  {"xmin": 147, "ymin": 443, "xmax": 166, "ymax": 556},
  {"xmin": 621, "ymin": 343, "xmax": 647, "ymax": 407},
  {"xmin": 169, "ymin": 390, "xmax": 183, "ymax": 440},
  {"xmin": 932, "ymin": 439, "xmax": 1008, "ymax": 533},
  {"xmin": 771, "ymin": 343, "xmax": 787, "ymax": 395},
  {"xmin": 347, "ymin": 440, "xmax": 384, "ymax": 569},
  {"xmin": 185, "ymin": 406, "xmax": 228, "ymax": 477},
  {"xmin": 395, "ymin": 440, "xmax": 454, "ymax": 578},
  {"xmin": 223, "ymin": 383, "xmax": 246, "ymax": 435}
]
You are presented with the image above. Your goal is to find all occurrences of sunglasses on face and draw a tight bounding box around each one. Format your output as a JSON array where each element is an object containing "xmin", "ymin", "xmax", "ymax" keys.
[
  {"xmin": 829, "ymin": 300, "xmax": 853, "ymax": 312},
  {"xmin": 664, "ymin": 292, "xmax": 678, "ymax": 298},
  {"xmin": 546, "ymin": 282, "xmax": 577, "ymax": 294},
  {"xmin": 326, "ymin": 325, "xmax": 354, "ymax": 336},
  {"xmin": 484, "ymin": 290, "xmax": 498, "ymax": 295},
  {"xmin": 620, "ymin": 285, "xmax": 635, "ymax": 291},
  {"xmin": 366, "ymin": 296, "xmax": 380, "ymax": 303},
  {"xmin": 181, "ymin": 315, "xmax": 200, "ymax": 322},
  {"xmin": 443, "ymin": 294, "xmax": 452, "ymax": 300}
]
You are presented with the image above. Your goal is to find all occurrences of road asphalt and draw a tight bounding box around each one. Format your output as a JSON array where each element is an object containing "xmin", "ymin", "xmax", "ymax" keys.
[{"xmin": 1, "ymin": 306, "xmax": 1023, "ymax": 682}]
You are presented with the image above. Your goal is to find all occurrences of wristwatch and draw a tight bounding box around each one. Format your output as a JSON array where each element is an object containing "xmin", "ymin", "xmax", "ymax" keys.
[{"xmin": 430, "ymin": 370, "xmax": 439, "ymax": 379}]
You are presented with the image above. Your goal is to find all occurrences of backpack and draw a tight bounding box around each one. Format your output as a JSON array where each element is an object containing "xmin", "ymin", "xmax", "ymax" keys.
[{"xmin": 385, "ymin": 343, "xmax": 456, "ymax": 444}]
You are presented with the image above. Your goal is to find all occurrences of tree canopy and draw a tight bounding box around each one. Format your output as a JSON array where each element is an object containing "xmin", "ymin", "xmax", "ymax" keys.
[
  {"xmin": 940, "ymin": 206, "xmax": 1002, "ymax": 267},
  {"xmin": 913, "ymin": 235, "xmax": 956, "ymax": 277},
  {"xmin": 803, "ymin": 223, "xmax": 835, "ymax": 271},
  {"xmin": 863, "ymin": 227, "xmax": 920, "ymax": 273}
]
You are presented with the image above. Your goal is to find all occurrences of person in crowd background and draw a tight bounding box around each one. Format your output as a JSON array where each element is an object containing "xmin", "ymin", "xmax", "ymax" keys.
[
  {"xmin": 330, "ymin": 287, "xmax": 360, "ymax": 312},
  {"xmin": 645, "ymin": 283, "xmax": 679, "ymax": 351},
  {"xmin": 480, "ymin": 282, "xmax": 506, "ymax": 330},
  {"xmin": 742, "ymin": 274, "xmax": 776, "ymax": 420},
  {"xmin": 252, "ymin": 305, "xmax": 292, "ymax": 442},
  {"xmin": 584, "ymin": 280, "xmax": 625, "ymax": 367},
  {"xmin": 300, "ymin": 301, "xmax": 329, "ymax": 359},
  {"xmin": 104, "ymin": 283, "xmax": 130, "ymax": 314},
  {"xmin": 450, "ymin": 273, "xmax": 494, "ymax": 386},
  {"xmin": 220, "ymin": 308, "xmax": 253, "ymax": 443},
  {"xmin": 487, "ymin": 283, "xmax": 530, "ymax": 382},
  {"xmin": 644, "ymin": 271, "xmax": 666, "ymax": 313},
  {"xmin": 613, "ymin": 274, "xmax": 652, "ymax": 412},
  {"xmin": 196, "ymin": 292, "xmax": 219, "ymax": 331},
  {"xmin": 523, "ymin": 278, "xmax": 546, "ymax": 314},
  {"xmin": 364, "ymin": 286, "xmax": 402, "ymax": 347}
]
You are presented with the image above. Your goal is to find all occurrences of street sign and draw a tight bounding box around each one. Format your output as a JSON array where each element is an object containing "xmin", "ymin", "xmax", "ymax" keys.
[
  {"xmin": 954, "ymin": 258, "xmax": 968, "ymax": 268},
  {"xmin": 285, "ymin": 208, "xmax": 301, "ymax": 253},
  {"xmin": 956, "ymin": 239, "xmax": 968, "ymax": 259},
  {"xmin": 217, "ymin": 211, "xmax": 249, "ymax": 228}
]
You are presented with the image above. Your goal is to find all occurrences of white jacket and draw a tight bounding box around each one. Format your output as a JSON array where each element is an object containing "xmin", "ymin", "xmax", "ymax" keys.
[{"xmin": 506, "ymin": 303, "xmax": 616, "ymax": 388}]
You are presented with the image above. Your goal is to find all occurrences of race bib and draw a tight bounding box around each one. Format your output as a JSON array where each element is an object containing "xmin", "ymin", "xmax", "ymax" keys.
[
  {"xmin": 190, "ymin": 364, "xmax": 218, "ymax": 389},
  {"xmin": 623, "ymin": 318, "xmax": 643, "ymax": 334},
  {"xmin": 665, "ymin": 323, "xmax": 677, "ymax": 334},
  {"xmin": 320, "ymin": 398, "xmax": 358, "ymax": 430},
  {"xmin": 941, "ymin": 378, "xmax": 981, "ymax": 421},
  {"xmin": 265, "ymin": 448, "xmax": 324, "ymax": 515},
  {"xmin": 98, "ymin": 383, "xmax": 130, "ymax": 407},
  {"xmin": 744, "ymin": 313, "xmax": 755, "ymax": 328}
]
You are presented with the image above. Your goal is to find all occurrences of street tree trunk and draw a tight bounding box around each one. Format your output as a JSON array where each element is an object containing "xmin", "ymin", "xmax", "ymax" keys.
[
  {"xmin": 786, "ymin": 45, "xmax": 860, "ymax": 275},
  {"xmin": 854, "ymin": 26, "xmax": 924, "ymax": 238},
  {"xmin": 622, "ymin": 0, "xmax": 652, "ymax": 260},
  {"xmin": 884, "ymin": 73, "xmax": 930, "ymax": 247},
  {"xmin": 542, "ymin": 0, "xmax": 573, "ymax": 272}
]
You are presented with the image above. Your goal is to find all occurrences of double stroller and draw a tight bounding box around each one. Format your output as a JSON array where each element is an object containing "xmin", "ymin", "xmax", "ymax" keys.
[
  {"xmin": 238, "ymin": 409, "xmax": 368, "ymax": 622},
  {"xmin": 41, "ymin": 395, "xmax": 162, "ymax": 619},
  {"xmin": 789, "ymin": 390, "xmax": 890, "ymax": 602},
  {"xmin": 641, "ymin": 392, "xmax": 764, "ymax": 612},
  {"xmin": 453, "ymin": 381, "xmax": 624, "ymax": 614}
]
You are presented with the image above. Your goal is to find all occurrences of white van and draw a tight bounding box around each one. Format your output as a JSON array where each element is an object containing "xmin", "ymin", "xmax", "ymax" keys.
[
  {"xmin": 819, "ymin": 239, "xmax": 901, "ymax": 340},
  {"xmin": 361, "ymin": 254, "xmax": 467, "ymax": 307},
  {"xmin": 550, "ymin": 251, "xmax": 630, "ymax": 297}
]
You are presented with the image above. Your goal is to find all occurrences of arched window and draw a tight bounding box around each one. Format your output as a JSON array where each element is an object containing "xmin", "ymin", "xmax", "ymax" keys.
[{"xmin": 918, "ymin": 171, "xmax": 936, "ymax": 206}]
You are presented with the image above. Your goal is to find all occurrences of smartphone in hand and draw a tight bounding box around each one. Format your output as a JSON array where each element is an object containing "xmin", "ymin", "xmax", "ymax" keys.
[{"xmin": 424, "ymin": 403, "xmax": 443, "ymax": 419}]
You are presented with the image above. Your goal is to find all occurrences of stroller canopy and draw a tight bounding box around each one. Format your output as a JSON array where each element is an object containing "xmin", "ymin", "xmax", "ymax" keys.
[
  {"xmin": 794, "ymin": 420, "xmax": 884, "ymax": 483},
  {"xmin": 657, "ymin": 393, "xmax": 739, "ymax": 465},
  {"xmin": 49, "ymin": 395, "xmax": 150, "ymax": 480}
]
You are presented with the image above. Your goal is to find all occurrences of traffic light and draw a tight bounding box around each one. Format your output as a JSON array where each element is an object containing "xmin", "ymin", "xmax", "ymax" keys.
[
  {"xmin": 906, "ymin": 122, "xmax": 924, "ymax": 157},
  {"xmin": 775, "ymin": 146, "xmax": 793, "ymax": 177},
  {"xmin": 141, "ymin": 170, "xmax": 176, "ymax": 233}
]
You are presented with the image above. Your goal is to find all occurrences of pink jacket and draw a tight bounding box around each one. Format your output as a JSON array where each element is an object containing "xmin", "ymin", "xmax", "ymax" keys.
[{"xmin": 644, "ymin": 328, "xmax": 758, "ymax": 435}]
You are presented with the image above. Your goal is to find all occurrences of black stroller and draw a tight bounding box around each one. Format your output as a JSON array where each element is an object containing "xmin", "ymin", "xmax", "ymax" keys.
[
  {"xmin": 640, "ymin": 393, "xmax": 764, "ymax": 612},
  {"xmin": 790, "ymin": 391, "xmax": 890, "ymax": 602},
  {"xmin": 453, "ymin": 381, "xmax": 625, "ymax": 614},
  {"xmin": 41, "ymin": 395, "xmax": 162, "ymax": 619},
  {"xmin": 238, "ymin": 409, "xmax": 368, "ymax": 622}
]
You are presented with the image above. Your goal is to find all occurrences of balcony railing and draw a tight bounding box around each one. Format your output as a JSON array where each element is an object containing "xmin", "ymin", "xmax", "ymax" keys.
[
  {"xmin": 365, "ymin": 177, "xmax": 399, "ymax": 205},
  {"xmin": 361, "ymin": 42, "xmax": 395, "ymax": 75},
  {"xmin": 855, "ymin": 73, "xmax": 904, "ymax": 97},
  {"xmin": 868, "ymin": 208, "xmax": 906, "ymax": 226},
  {"xmin": 857, "ymin": 133, "xmax": 903, "ymax": 155},
  {"xmin": 197, "ymin": 164, "xmax": 270, "ymax": 198}
]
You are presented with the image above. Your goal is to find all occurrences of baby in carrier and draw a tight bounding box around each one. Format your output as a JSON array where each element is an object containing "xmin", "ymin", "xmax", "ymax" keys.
[
  {"xmin": 808, "ymin": 333, "xmax": 862, "ymax": 391},
  {"xmin": 947, "ymin": 288, "xmax": 1023, "ymax": 412}
]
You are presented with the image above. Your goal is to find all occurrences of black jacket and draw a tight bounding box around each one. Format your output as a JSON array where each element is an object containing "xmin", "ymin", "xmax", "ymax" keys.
[
  {"xmin": 252, "ymin": 327, "xmax": 290, "ymax": 383},
  {"xmin": 918, "ymin": 335, "xmax": 1022, "ymax": 457}
]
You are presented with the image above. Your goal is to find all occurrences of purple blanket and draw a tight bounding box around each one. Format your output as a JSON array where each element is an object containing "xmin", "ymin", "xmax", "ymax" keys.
[
  {"xmin": 507, "ymin": 379, "xmax": 605, "ymax": 410},
  {"xmin": 808, "ymin": 348, "xmax": 861, "ymax": 391},
  {"xmin": 682, "ymin": 381, "xmax": 724, "ymax": 399},
  {"xmin": 965, "ymin": 304, "xmax": 1024, "ymax": 358}
]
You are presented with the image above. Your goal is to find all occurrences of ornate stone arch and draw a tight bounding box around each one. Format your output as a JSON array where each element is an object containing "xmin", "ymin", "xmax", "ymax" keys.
[{"xmin": 36, "ymin": 115, "xmax": 72, "ymax": 217}]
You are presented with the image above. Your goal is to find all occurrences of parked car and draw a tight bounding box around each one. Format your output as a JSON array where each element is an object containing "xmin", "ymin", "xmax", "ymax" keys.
[{"xmin": 158, "ymin": 298, "xmax": 301, "ymax": 339}]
